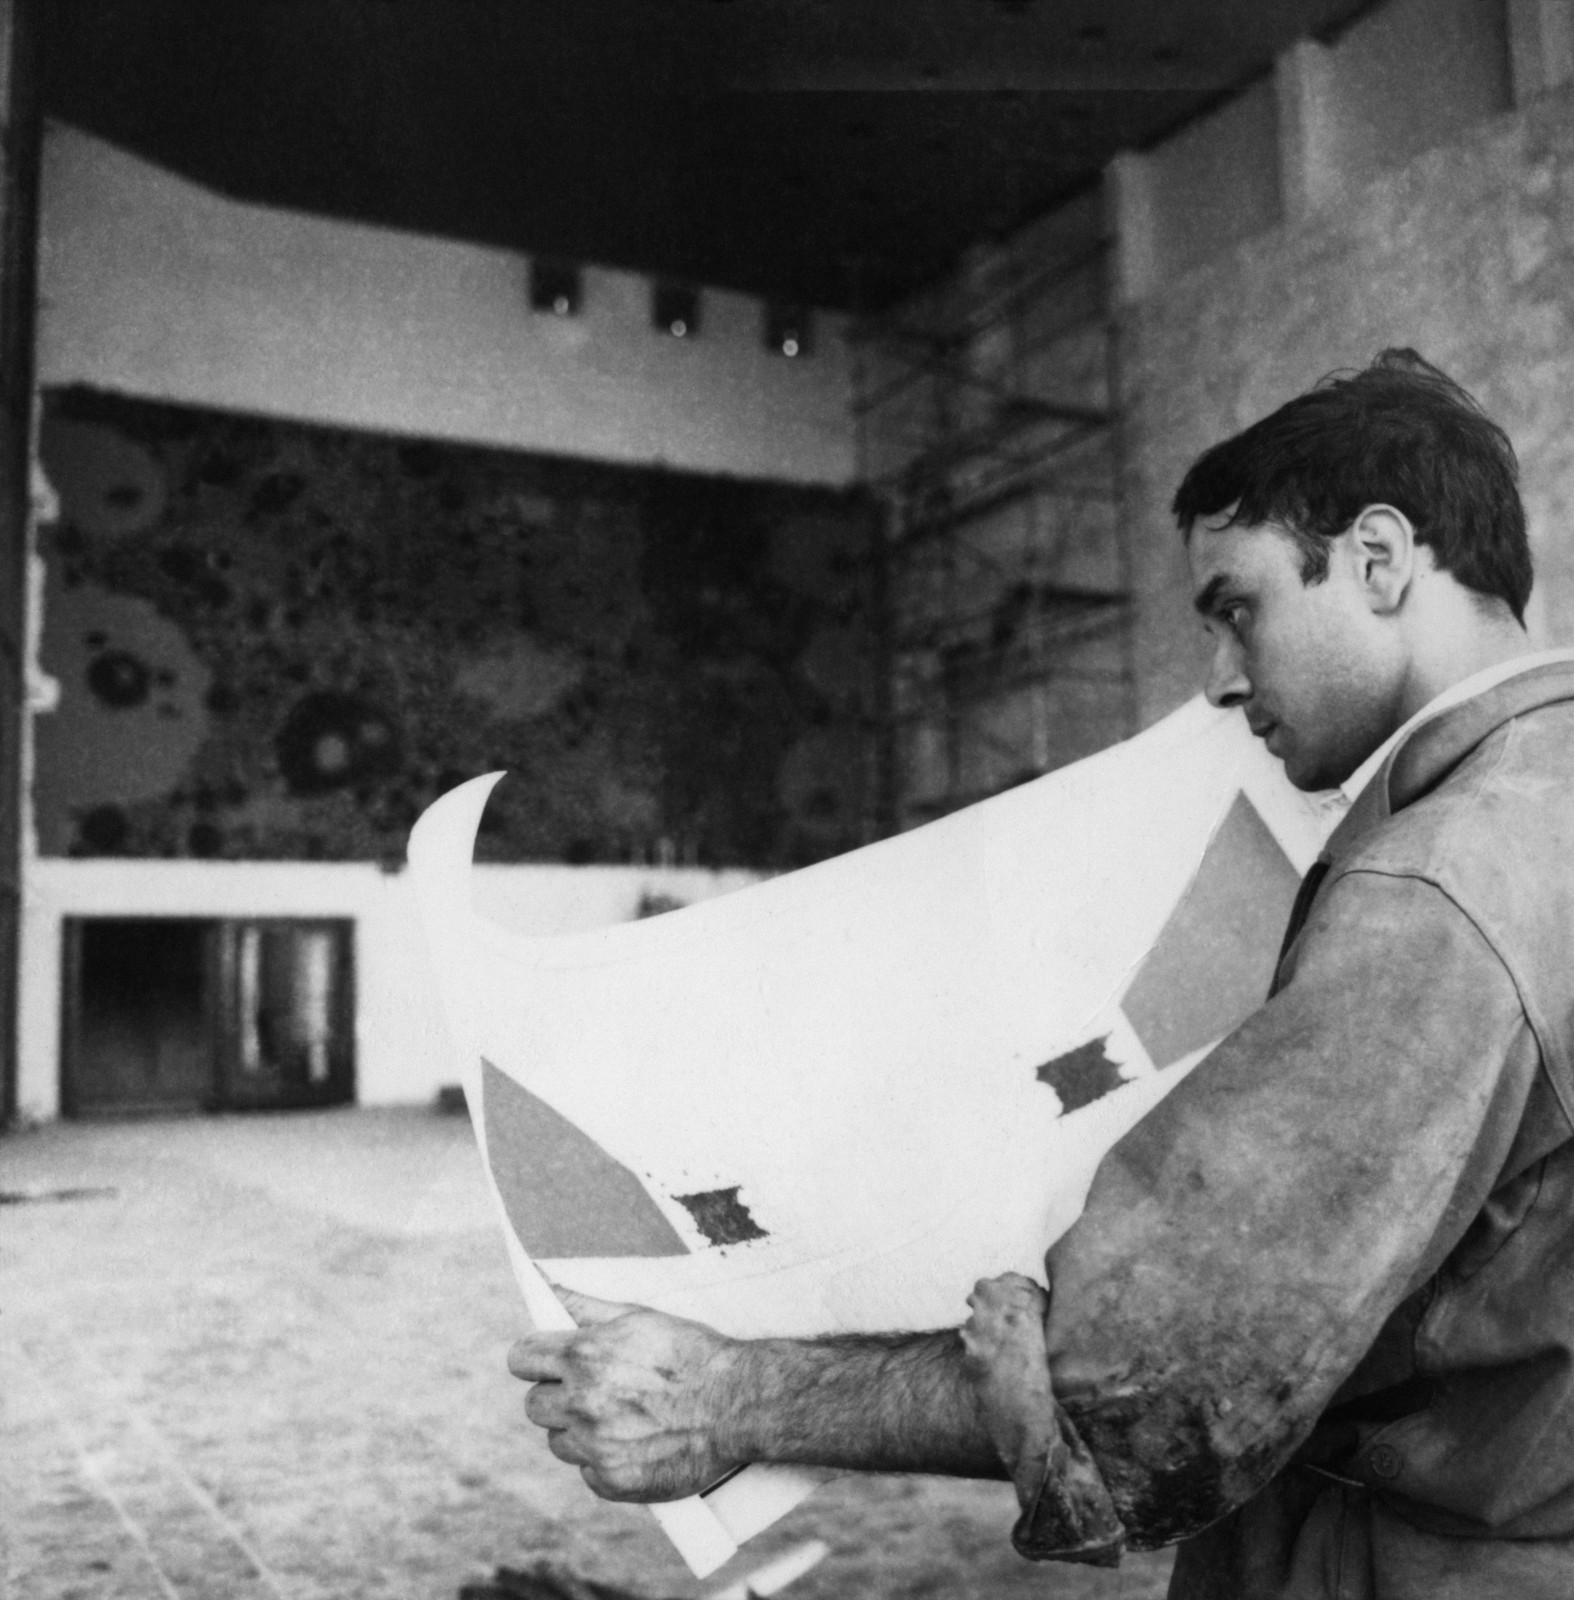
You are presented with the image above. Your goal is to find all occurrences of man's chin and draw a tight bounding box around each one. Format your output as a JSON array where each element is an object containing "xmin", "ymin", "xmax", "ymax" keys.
[
  {"xmin": 1271, "ymin": 741, "xmax": 1323, "ymax": 792},
  {"xmin": 1257, "ymin": 725, "xmax": 1346, "ymax": 792},
  {"xmin": 1281, "ymin": 753, "xmax": 1347, "ymax": 794}
]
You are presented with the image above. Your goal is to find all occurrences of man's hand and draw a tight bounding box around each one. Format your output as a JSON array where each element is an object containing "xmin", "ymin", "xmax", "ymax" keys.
[
  {"xmin": 960, "ymin": 1271, "xmax": 1056, "ymax": 1470},
  {"xmin": 960, "ymin": 1271, "xmax": 1126, "ymax": 1566},
  {"xmin": 507, "ymin": 1287, "xmax": 744, "ymax": 1502}
]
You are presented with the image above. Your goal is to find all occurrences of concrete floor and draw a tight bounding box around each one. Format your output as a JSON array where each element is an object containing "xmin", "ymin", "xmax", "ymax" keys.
[{"xmin": 0, "ymin": 1107, "xmax": 1173, "ymax": 1600}]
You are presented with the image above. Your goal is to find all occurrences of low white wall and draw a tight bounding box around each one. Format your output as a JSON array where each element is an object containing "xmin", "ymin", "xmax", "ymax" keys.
[
  {"xmin": 19, "ymin": 857, "xmax": 759, "ymax": 1122},
  {"xmin": 36, "ymin": 124, "xmax": 857, "ymax": 486}
]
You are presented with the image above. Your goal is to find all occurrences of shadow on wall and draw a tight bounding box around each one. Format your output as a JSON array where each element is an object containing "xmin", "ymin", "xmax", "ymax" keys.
[{"xmin": 33, "ymin": 388, "xmax": 879, "ymax": 869}]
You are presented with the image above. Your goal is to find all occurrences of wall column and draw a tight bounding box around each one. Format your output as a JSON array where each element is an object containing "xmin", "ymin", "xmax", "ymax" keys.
[
  {"xmin": 1276, "ymin": 38, "xmax": 1341, "ymax": 223},
  {"xmin": 0, "ymin": 0, "xmax": 39, "ymax": 1124},
  {"xmin": 1105, "ymin": 150, "xmax": 1160, "ymax": 307},
  {"xmin": 1508, "ymin": 0, "xmax": 1574, "ymax": 105}
]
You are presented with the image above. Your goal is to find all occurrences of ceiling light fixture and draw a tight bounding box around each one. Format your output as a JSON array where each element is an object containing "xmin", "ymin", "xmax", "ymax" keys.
[
  {"xmin": 652, "ymin": 281, "xmax": 701, "ymax": 339},
  {"xmin": 529, "ymin": 258, "xmax": 582, "ymax": 317},
  {"xmin": 764, "ymin": 300, "xmax": 812, "ymax": 358}
]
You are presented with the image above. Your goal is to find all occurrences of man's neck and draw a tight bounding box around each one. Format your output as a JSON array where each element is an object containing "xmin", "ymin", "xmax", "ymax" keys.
[{"xmin": 1392, "ymin": 604, "xmax": 1530, "ymax": 724}]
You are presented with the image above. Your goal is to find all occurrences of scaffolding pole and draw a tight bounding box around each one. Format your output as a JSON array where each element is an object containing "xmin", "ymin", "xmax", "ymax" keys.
[{"xmin": 853, "ymin": 239, "xmax": 1135, "ymax": 829}]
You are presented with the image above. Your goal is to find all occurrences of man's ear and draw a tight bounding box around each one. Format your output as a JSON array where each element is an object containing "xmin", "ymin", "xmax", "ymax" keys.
[{"xmin": 1348, "ymin": 505, "xmax": 1417, "ymax": 614}]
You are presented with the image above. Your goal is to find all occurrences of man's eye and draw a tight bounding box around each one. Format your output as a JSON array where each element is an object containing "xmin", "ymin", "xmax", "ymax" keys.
[{"xmin": 1220, "ymin": 602, "xmax": 1247, "ymax": 630}]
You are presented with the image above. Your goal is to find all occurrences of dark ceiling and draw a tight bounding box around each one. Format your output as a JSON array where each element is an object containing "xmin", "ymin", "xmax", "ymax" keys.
[{"xmin": 43, "ymin": 0, "xmax": 1378, "ymax": 311}]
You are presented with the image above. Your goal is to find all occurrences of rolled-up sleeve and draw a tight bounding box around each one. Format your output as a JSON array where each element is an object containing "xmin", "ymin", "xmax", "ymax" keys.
[{"xmin": 991, "ymin": 867, "xmax": 1544, "ymax": 1557}]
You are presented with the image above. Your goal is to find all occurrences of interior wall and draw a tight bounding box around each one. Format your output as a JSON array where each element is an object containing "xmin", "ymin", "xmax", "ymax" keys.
[
  {"xmin": 21, "ymin": 122, "xmax": 868, "ymax": 1121},
  {"xmin": 20, "ymin": 856, "xmax": 759, "ymax": 1122},
  {"xmin": 1145, "ymin": 77, "xmax": 1282, "ymax": 282},
  {"xmin": 1121, "ymin": 82, "xmax": 1574, "ymax": 722},
  {"xmin": 854, "ymin": 0, "xmax": 1524, "ymax": 806},
  {"xmin": 1315, "ymin": 0, "xmax": 1513, "ymax": 199},
  {"xmin": 36, "ymin": 125, "xmax": 858, "ymax": 487},
  {"xmin": 1111, "ymin": 0, "xmax": 1513, "ymax": 302}
]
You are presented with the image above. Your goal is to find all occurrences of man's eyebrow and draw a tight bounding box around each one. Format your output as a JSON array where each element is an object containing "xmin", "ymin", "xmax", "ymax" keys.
[{"xmin": 1192, "ymin": 574, "xmax": 1232, "ymax": 618}]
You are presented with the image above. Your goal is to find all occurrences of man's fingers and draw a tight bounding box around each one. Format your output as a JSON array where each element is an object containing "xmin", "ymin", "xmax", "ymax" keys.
[
  {"xmin": 523, "ymin": 1381, "xmax": 569, "ymax": 1428},
  {"xmin": 507, "ymin": 1335, "xmax": 575, "ymax": 1381},
  {"xmin": 551, "ymin": 1284, "xmax": 638, "ymax": 1326},
  {"xmin": 579, "ymin": 1462, "xmax": 648, "ymax": 1504},
  {"xmin": 547, "ymin": 1428, "xmax": 590, "ymax": 1467},
  {"xmin": 967, "ymin": 1272, "xmax": 1050, "ymax": 1314}
]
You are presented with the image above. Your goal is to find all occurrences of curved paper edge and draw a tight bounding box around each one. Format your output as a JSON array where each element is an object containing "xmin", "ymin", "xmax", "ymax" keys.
[{"xmin": 410, "ymin": 773, "xmax": 746, "ymax": 1578}]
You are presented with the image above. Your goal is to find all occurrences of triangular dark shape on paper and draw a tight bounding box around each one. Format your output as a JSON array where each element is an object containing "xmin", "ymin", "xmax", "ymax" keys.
[
  {"xmin": 481, "ymin": 1058, "xmax": 689, "ymax": 1258},
  {"xmin": 1035, "ymin": 1036, "xmax": 1125, "ymax": 1113},
  {"xmin": 1121, "ymin": 792, "xmax": 1300, "ymax": 1068},
  {"xmin": 674, "ymin": 1186, "xmax": 769, "ymax": 1247}
]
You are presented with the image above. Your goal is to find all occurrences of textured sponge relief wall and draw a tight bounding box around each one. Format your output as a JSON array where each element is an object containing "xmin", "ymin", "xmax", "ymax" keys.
[{"xmin": 33, "ymin": 388, "xmax": 878, "ymax": 870}]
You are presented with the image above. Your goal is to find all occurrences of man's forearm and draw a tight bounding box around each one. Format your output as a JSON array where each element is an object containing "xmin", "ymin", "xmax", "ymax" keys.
[
  {"xmin": 511, "ymin": 1280, "xmax": 1127, "ymax": 1562},
  {"xmin": 720, "ymin": 1328, "xmax": 1007, "ymax": 1479},
  {"xmin": 510, "ymin": 1290, "xmax": 1009, "ymax": 1500}
]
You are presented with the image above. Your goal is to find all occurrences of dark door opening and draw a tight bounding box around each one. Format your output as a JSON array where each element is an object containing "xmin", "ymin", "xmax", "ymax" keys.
[
  {"xmin": 65, "ymin": 917, "xmax": 211, "ymax": 1116},
  {"xmin": 62, "ymin": 917, "xmax": 355, "ymax": 1117}
]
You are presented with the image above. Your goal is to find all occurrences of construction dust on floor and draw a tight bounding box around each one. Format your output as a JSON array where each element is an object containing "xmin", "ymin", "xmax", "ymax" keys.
[{"xmin": 0, "ymin": 1107, "xmax": 1173, "ymax": 1600}]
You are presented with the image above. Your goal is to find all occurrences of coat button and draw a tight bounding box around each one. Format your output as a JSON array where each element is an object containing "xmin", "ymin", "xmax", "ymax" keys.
[{"xmin": 1368, "ymin": 1443, "xmax": 1403, "ymax": 1480}]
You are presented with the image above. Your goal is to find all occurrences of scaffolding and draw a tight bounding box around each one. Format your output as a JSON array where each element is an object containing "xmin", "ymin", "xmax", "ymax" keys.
[{"xmin": 853, "ymin": 238, "xmax": 1136, "ymax": 831}]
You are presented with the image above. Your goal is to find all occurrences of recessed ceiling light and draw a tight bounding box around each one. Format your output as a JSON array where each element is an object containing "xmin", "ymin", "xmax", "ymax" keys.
[
  {"xmin": 529, "ymin": 258, "xmax": 582, "ymax": 316},
  {"xmin": 652, "ymin": 281, "xmax": 700, "ymax": 338},
  {"xmin": 764, "ymin": 301, "xmax": 812, "ymax": 358}
]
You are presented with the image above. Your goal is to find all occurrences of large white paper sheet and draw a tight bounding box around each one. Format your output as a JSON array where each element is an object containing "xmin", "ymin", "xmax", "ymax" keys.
[{"xmin": 407, "ymin": 696, "xmax": 1334, "ymax": 1576}]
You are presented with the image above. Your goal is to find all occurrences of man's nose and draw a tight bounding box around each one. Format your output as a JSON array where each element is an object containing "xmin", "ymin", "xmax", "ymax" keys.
[{"xmin": 1204, "ymin": 639, "xmax": 1250, "ymax": 708}]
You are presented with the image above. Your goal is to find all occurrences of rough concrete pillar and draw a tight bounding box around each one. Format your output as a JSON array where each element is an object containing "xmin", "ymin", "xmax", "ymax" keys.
[
  {"xmin": 1104, "ymin": 150, "xmax": 1159, "ymax": 307},
  {"xmin": 1276, "ymin": 38, "xmax": 1340, "ymax": 223}
]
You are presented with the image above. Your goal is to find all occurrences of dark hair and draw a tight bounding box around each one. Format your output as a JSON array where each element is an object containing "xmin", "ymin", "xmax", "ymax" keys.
[{"xmin": 1171, "ymin": 349, "xmax": 1532, "ymax": 622}]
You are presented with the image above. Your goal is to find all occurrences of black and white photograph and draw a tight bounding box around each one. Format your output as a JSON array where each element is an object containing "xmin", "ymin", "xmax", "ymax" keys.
[{"xmin": 5, "ymin": 4, "xmax": 1574, "ymax": 1598}]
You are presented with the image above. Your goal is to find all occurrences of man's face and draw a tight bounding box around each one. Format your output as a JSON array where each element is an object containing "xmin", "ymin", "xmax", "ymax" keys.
[{"xmin": 1186, "ymin": 517, "xmax": 1403, "ymax": 791}]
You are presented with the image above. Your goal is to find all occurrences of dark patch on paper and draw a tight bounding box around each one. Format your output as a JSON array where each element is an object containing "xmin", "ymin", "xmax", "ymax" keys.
[
  {"xmin": 675, "ymin": 1186, "xmax": 768, "ymax": 1247},
  {"xmin": 1036, "ymin": 1036, "xmax": 1125, "ymax": 1113}
]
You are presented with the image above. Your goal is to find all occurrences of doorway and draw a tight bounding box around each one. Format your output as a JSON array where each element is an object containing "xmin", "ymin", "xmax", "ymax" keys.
[{"xmin": 62, "ymin": 917, "xmax": 355, "ymax": 1116}]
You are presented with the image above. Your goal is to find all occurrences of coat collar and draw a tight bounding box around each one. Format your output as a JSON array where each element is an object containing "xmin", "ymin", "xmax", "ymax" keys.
[{"xmin": 1323, "ymin": 659, "xmax": 1574, "ymax": 866}]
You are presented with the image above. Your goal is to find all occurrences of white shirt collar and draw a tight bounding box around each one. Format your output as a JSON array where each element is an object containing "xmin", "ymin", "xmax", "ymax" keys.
[{"xmin": 1335, "ymin": 647, "xmax": 1574, "ymax": 809}]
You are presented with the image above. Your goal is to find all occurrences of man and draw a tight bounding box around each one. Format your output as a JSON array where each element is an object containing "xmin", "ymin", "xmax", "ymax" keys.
[{"xmin": 509, "ymin": 351, "xmax": 1574, "ymax": 1598}]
